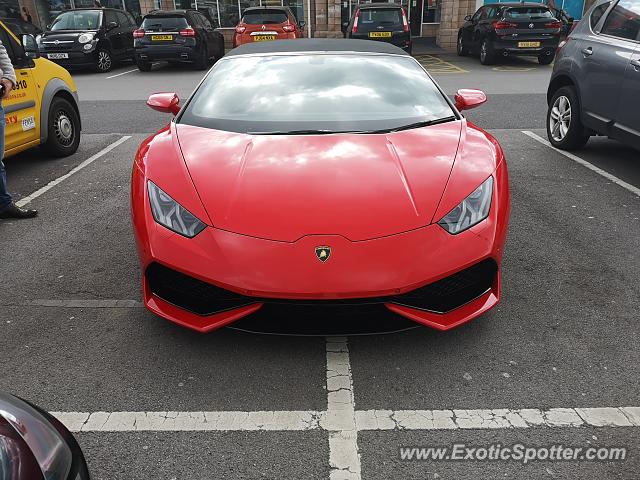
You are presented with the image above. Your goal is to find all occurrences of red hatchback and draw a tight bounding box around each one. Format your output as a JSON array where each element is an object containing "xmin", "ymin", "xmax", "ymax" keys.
[{"xmin": 233, "ymin": 6, "xmax": 304, "ymax": 47}]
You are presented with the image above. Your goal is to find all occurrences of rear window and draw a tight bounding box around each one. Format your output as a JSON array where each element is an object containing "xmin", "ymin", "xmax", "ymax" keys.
[
  {"xmin": 505, "ymin": 7, "xmax": 554, "ymax": 19},
  {"xmin": 358, "ymin": 8, "xmax": 403, "ymax": 28},
  {"xmin": 141, "ymin": 16, "xmax": 189, "ymax": 31},
  {"xmin": 241, "ymin": 10, "xmax": 289, "ymax": 24}
]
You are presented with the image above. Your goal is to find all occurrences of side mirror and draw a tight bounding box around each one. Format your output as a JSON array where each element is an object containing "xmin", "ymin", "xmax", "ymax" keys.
[
  {"xmin": 107, "ymin": 21, "xmax": 119, "ymax": 30},
  {"xmin": 567, "ymin": 16, "xmax": 574, "ymax": 22},
  {"xmin": 21, "ymin": 34, "xmax": 39, "ymax": 59},
  {"xmin": 147, "ymin": 92, "xmax": 181, "ymax": 115},
  {"xmin": 464, "ymin": 15, "xmax": 472, "ymax": 21},
  {"xmin": 46, "ymin": 23, "xmax": 51, "ymax": 30},
  {"xmin": 299, "ymin": 20, "xmax": 306, "ymax": 28},
  {"xmin": 454, "ymin": 89, "xmax": 487, "ymax": 111}
]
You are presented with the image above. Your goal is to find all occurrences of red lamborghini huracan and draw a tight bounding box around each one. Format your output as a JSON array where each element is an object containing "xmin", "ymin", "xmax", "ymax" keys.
[{"xmin": 131, "ymin": 39, "xmax": 510, "ymax": 333}]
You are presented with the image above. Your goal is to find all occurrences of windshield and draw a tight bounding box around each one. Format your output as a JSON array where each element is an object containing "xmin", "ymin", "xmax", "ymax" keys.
[
  {"xmin": 505, "ymin": 7, "xmax": 554, "ymax": 19},
  {"xmin": 179, "ymin": 54, "xmax": 456, "ymax": 134},
  {"xmin": 141, "ymin": 16, "xmax": 189, "ymax": 31},
  {"xmin": 50, "ymin": 10, "xmax": 102, "ymax": 30}
]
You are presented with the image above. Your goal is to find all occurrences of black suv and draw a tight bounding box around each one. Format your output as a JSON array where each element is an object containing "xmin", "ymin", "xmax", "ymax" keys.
[
  {"xmin": 457, "ymin": 3, "xmax": 562, "ymax": 65},
  {"xmin": 134, "ymin": 10, "xmax": 225, "ymax": 71},
  {"xmin": 38, "ymin": 8, "xmax": 136, "ymax": 72},
  {"xmin": 343, "ymin": 3, "xmax": 411, "ymax": 53}
]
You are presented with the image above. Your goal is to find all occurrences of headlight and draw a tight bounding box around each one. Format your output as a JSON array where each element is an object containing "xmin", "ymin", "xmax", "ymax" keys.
[
  {"xmin": 438, "ymin": 176, "xmax": 493, "ymax": 234},
  {"xmin": 148, "ymin": 181, "xmax": 206, "ymax": 238},
  {"xmin": 78, "ymin": 33, "xmax": 94, "ymax": 43}
]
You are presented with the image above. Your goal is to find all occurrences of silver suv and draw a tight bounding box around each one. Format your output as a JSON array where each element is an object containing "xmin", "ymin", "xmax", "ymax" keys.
[{"xmin": 546, "ymin": 0, "xmax": 640, "ymax": 150}]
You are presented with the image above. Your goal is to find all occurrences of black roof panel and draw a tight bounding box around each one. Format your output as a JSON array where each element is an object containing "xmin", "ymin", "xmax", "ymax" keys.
[{"xmin": 226, "ymin": 38, "xmax": 410, "ymax": 57}]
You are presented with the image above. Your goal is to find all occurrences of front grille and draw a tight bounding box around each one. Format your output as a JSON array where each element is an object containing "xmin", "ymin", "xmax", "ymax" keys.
[
  {"xmin": 146, "ymin": 259, "xmax": 498, "ymax": 317},
  {"xmin": 146, "ymin": 263, "xmax": 256, "ymax": 315}
]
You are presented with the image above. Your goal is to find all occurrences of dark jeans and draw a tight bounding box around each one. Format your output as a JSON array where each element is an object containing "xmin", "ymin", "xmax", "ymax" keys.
[{"xmin": 0, "ymin": 105, "xmax": 11, "ymax": 213}]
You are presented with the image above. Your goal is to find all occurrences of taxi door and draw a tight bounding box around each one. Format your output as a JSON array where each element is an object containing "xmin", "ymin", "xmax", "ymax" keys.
[{"xmin": 0, "ymin": 23, "xmax": 40, "ymax": 154}]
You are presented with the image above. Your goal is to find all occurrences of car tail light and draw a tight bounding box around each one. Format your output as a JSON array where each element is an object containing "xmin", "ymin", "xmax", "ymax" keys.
[
  {"xmin": 493, "ymin": 21, "xmax": 517, "ymax": 34},
  {"xmin": 235, "ymin": 25, "xmax": 246, "ymax": 34},
  {"xmin": 352, "ymin": 10, "xmax": 360, "ymax": 33},
  {"xmin": 133, "ymin": 28, "xmax": 145, "ymax": 38},
  {"xmin": 180, "ymin": 27, "xmax": 196, "ymax": 37},
  {"xmin": 544, "ymin": 20, "xmax": 562, "ymax": 29},
  {"xmin": 401, "ymin": 8, "xmax": 409, "ymax": 33},
  {"xmin": 282, "ymin": 24, "xmax": 295, "ymax": 32}
]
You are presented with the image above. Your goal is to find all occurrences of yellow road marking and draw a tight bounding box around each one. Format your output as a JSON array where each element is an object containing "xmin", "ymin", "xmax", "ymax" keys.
[{"xmin": 413, "ymin": 54, "xmax": 467, "ymax": 74}]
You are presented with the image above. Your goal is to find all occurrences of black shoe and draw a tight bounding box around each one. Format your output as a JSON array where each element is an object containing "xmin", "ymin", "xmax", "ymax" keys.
[{"xmin": 0, "ymin": 203, "xmax": 38, "ymax": 219}]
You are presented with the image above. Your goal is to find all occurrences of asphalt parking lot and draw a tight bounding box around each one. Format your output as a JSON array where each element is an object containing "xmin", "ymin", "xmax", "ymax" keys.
[{"xmin": 1, "ymin": 53, "xmax": 639, "ymax": 479}]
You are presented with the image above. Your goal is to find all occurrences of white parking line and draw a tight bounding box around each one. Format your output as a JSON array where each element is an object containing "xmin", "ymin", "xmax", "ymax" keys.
[
  {"xmin": 105, "ymin": 69, "xmax": 138, "ymax": 79},
  {"xmin": 16, "ymin": 136, "xmax": 131, "ymax": 208},
  {"xmin": 522, "ymin": 131, "xmax": 640, "ymax": 197},
  {"xmin": 44, "ymin": 337, "xmax": 640, "ymax": 480},
  {"xmin": 324, "ymin": 337, "xmax": 361, "ymax": 480},
  {"xmin": 51, "ymin": 406, "xmax": 640, "ymax": 433}
]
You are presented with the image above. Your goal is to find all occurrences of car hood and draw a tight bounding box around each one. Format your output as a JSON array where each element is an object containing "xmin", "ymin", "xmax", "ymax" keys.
[{"xmin": 176, "ymin": 122, "xmax": 463, "ymax": 242}]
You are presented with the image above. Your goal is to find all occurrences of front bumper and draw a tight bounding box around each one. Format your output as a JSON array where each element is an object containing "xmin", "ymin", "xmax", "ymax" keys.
[
  {"xmin": 132, "ymin": 153, "xmax": 509, "ymax": 333},
  {"xmin": 39, "ymin": 49, "xmax": 98, "ymax": 69}
]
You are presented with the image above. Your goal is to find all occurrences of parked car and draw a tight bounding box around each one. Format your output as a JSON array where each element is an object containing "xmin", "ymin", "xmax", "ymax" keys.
[
  {"xmin": 233, "ymin": 6, "xmax": 304, "ymax": 47},
  {"xmin": 457, "ymin": 2, "xmax": 562, "ymax": 65},
  {"xmin": 134, "ymin": 10, "xmax": 224, "ymax": 71},
  {"xmin": 0, "ymin": 20, "xmax": 81, "ymax": 158},
  {"xmin": 37, "ymin": 8, "xmax": 137, "ymax": 72},
  {"xmin": 343, "ymin": 3, "xmax": 411, "ymax": 53},
  {"xmin": 0, "ymin": 391, "xmax": 90, "ymax": 480},
  {"xmin": 546, "ymin": 0, "xmax": 640, "ymax": 151},
  {"xmin": 133, "ymin": 39, "xmax": 510, "ymax": 333}
]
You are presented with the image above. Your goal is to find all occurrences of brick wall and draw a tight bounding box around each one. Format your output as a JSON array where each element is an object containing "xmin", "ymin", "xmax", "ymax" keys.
[{"xmin": 436, "ymin": 0, "xmax": 475, "ymax": 51}]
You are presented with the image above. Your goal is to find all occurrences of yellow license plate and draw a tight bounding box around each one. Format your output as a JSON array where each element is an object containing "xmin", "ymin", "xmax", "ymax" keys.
[
  {"xmin": 253, "ymin": 35, "xmax": 276, "ymax": 42},
  {"xmin": 151, "ymin": 35, "xmax": 173, "ymax": 41},
  {"xmin": 369, "ymin": 32, "xmax": 392, "ymax": 38},
  {"xmin": 518, "ymin": 41, "xmax": 541, "ymax": 48}
]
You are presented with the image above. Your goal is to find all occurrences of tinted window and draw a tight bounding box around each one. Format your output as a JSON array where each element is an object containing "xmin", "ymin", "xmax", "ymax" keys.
[
  {"xmin": 591, "ymin": 2, "xmax": 610, "ymax": 28},
  {"xmin": 50, "ymin": 10, "xmax": 102, "ymax": 30},
  {"xmin": 601, "ymin": 0, "xmax": 640, "ymax": 40},
  {"xmin": 241, "ymin": 10, "xmax": 289, "ymax": 24},
  {"xmin": 105, "ymin": 10, "xmax": 118, "ymax": 25},
  {"xmin": 199, "ymin": 14, "xmax": 212, "ymax": 29},
  {"xmin": 141, "ymin": 16, "xmax": 189, "ymax": 31},
  {"xmin": 189, "ymin": 13, "xmax": 202, "ymax": 28},
  {"xmin": 180, "ymin": 54, "xmax": 455, "ymax": 134},
  {"xmin": 505, "ymin": 7, "xmax": 554, "ymax": 19},
  {"xmin": 116, "ymin": 11, "xmax": 129, "ymax": 27},
  {"xmin": 358, "ymin": 8, "xmax": 403, "ymax": 28}
]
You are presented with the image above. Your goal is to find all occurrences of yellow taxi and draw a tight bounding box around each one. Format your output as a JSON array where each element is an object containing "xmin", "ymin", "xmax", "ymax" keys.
[{"xmin": 0, "ymin": 20, "xmax": 80, "ymax": 159}]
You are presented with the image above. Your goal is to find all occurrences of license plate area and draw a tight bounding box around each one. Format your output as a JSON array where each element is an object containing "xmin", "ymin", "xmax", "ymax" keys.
[
  {"xmin": 47, "ymin": 53, "xmax": 68, "ymax": 59},
  {"xmin": 369, "ymin": 32, "xmax": 392, "ymax": 38},
  {"xmin": 517, "ymin": 41, "xmax": 541, "ymax": 48},
  {"xmin": 151, "ymin": 35, "xmax": 174, "ymax": 41},
  {"xmin": 253, "ymin": 35, "xmax": 276, "ymax": 41}
]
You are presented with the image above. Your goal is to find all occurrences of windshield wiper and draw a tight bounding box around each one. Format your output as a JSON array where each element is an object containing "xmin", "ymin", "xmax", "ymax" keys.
[
  {"xmin": 248, "ymin": 129, "xmax": 359, "ymax": 135},
  {"xmin": 371, "ymin": 116, "xmax": 457, "ymax": 134}
]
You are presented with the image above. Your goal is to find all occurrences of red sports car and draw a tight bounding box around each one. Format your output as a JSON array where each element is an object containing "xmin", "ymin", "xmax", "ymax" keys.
[{"xmin": 131, "ymin": 39, "xmax": 510, "ymax": 333}]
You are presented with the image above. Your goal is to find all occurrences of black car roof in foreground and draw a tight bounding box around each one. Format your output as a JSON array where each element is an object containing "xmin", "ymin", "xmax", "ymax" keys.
[
  {"xmin": 226, "ymin": 38, "xmax": 410, "ymax": 57},
  {"xmin": 355, "ymin": 2, "xmax": 403, "ymax": 8},
  {"xmin": 483, "ymin": 2, "xmax": 552, "ymax": 7},
  {"xmin": 243, "ymin": 5, "xmax": 291, "ymax": 11}
]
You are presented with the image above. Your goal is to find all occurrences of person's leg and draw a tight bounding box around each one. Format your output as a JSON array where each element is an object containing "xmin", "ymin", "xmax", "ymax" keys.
[
  {"xmin": 0, "ymin": 106, "xmax": 36, "ymax": 219},
  {"xmin": 0, "ymin": 107, "xmax": 11, "ymax": 213}
]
